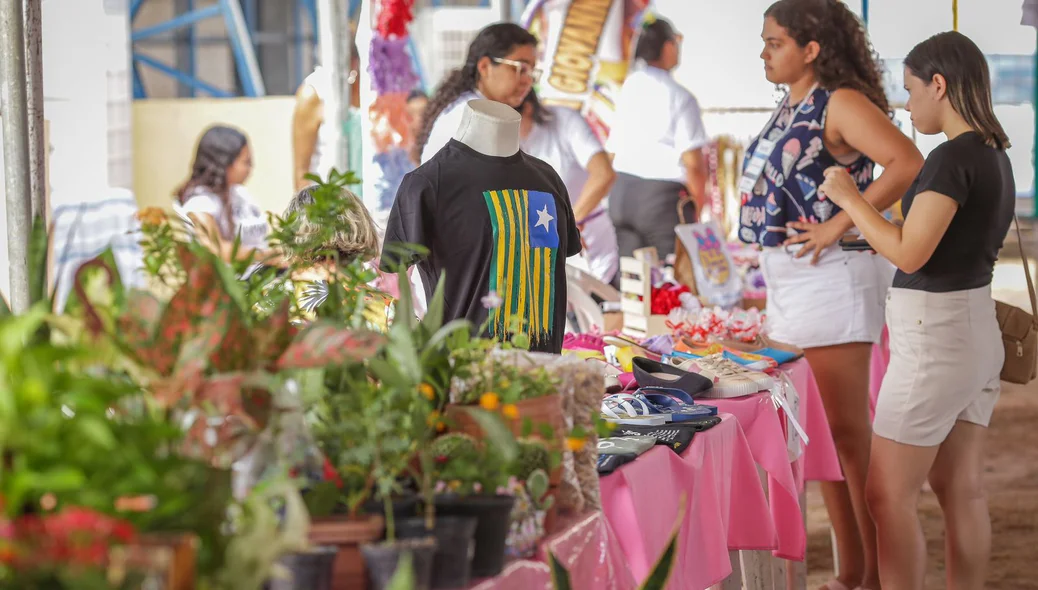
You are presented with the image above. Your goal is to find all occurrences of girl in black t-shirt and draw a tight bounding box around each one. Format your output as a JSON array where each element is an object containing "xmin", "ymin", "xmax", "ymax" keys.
[{"xmin": 820, "ymin": 31, "xmax": 1013, "ymax": 590}]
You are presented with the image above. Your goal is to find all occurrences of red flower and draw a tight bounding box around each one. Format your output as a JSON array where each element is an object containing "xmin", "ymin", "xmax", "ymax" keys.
[
  {"xmin": 322, "ymin": 456, "xmax": 344, "ymax": 489},
  {"xmin": 434, "ymin": 454, "xmax": 449, "ymax": 465}
]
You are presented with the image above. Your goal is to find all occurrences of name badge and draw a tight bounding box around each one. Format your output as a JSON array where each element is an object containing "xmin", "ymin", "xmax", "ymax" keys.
[{"xmin": 738, "ymin": 138, "xmax": 776, "ymax": 196}]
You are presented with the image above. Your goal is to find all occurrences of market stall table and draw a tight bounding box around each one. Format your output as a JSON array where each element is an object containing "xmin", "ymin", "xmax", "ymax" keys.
[
  {"xmin": 467, "ymin": 511, "xmax": 635, "ymax": 590},
  {"xmin": 600, "ymin": 414, "xmax": 774, "ymax": 590}
]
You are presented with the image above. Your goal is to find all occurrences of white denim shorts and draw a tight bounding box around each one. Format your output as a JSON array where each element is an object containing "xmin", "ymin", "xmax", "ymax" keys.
[
  {"xmin": 873, "ymin": 286, "xmax": 1003, "ymax": 447},
  {"xmin": 759, "ymin": 246, "xmax": 894, "ymax": 349}
]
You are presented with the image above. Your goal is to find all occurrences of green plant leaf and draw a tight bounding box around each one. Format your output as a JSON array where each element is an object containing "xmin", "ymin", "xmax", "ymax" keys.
[
  {"xmin": 549, "ymin": 550, "xmax": 573, "ymax": 590},
  {"xmin": 527, "ymin": 469, "xmax": 549, "ymax": 501},
  {"xmin": 28, "ymin": 214, "xmax": 49, "ymax": 307},
  {"xmin": 423, "ymin": 273, "xmax": 447, "ymax": 332},
  {"xmin": 638, "ymin": 492, "xmax": 687, "ymax": 590},
  {"xmin": 458, "ymin": 407, "xmax": 518, "ymax": 463},
  {"xmin": 419, "ymin": 319, "xmax": 472, "ymax": 364},
  {"xmin": 368, "ymin": 358, "xmax": 410, "ymax": 391},
  {"xmin": 77, "ymin": 416, "xmax": 118, "ymax": 450},
  {"xmin": 395, "ymin": 270, "xmax": 416, "ymax": 331},
  {"xmin": 302, "ymin": 480, "xmax": 342, "ymax": 518},
  {"xmin": 386, "ymin": 552, "xmax": 415, "ymax": 590}
]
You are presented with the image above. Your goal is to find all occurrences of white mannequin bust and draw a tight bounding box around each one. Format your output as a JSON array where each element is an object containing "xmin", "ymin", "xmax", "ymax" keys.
[{"xmin": 453, "ymin": 99, "xmax": 521, "ymax": 157}]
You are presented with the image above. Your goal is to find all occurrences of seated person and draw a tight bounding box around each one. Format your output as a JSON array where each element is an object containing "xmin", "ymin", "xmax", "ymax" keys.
[
  {"xmin": 281, "ymin": 185, "xmax": 390, "ymax": 329},
  {"xmin": 176, "ymin": 125, "xmax": 280, "ymax": 266}
]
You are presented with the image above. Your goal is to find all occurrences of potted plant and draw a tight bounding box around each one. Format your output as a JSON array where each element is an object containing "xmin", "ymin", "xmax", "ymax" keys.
[
  {"xmin": 506, "ymin": 439, "xmax": 556, "ymax": 559},
  {"xmin": 424, "ymin": 433, "xmax": 518, "ymax": 578}
]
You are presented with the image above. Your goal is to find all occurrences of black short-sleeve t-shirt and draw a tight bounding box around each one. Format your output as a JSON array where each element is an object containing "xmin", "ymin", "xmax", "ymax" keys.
[
  {"xmin": 893, "ymin": 131, "xmax": 1015, "ymax": 293},
  {"xmin": 381, "ymin": 139, "xmax": 582, "ymax": 353}
]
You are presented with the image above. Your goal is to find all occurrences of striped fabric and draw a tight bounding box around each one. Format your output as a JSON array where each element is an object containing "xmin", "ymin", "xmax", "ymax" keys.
[
  {"xmin": 482, "ymin": 189, "xmax": 560, "ymax": 345},
  {"xmin": 51, "ymin": 190, "xmax": 145, "ymax": 311}
]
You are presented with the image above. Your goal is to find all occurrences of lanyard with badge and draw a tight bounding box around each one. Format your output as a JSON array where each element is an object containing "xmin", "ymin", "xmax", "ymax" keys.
[{"xmin": 738, "ymin": 84, "xmax": 819, "ymax": 197}]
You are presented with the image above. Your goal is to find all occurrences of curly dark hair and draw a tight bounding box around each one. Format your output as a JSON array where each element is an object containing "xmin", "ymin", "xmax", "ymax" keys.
[
  {"xmin": 175, "ymin": 125, "xmax": 248, "ymax": 236},
  {"xmin": 765, "ymin": 0, "xmax": 890, "ymax": 115},
  {"xmin": 413, "ymin": 23, "xmax": 542, "ymax": 163}
]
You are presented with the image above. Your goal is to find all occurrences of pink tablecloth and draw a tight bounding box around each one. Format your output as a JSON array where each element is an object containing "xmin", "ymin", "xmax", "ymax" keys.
[
  {"xmin": 870, "ymin": 327, "xmax": 891, "ymax": 417},
  {"xmin": 470, "ymin": 512, "xmax": 635, "ymax": 590},
  {"xmin": 704, "ymin": 393, "xmax": 805, "ymax": 561},
  {"xmin": 795, "ymin": 335, "xmax": 892, "ymax": 485},
  {"xmin": 600, "ymin": 414, "xmax": 773, "ymax": 590}
]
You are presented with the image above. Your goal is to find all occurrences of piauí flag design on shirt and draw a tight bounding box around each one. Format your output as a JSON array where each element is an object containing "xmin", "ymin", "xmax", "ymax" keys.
[{"xmin": 483, "ymin": 189, "xmax": 560, "ymax": 344}]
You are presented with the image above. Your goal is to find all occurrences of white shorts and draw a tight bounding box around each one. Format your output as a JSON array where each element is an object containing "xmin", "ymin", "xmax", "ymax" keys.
[
  {"xmin": 874, "ymin": 286, "xmax": 1003, "ymax": 446},
  {"xmin": 759, "ymin": 247, "xmax": 894, "ymax": 349}
]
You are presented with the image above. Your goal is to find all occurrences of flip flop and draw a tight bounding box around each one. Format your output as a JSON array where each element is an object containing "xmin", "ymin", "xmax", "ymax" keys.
[
  {"xmin": 638, "ymin": 387, "xmax": 718, "ymax": 418},
  {"xmin": 819, "ymin": 580, "xmax": 853, "ymax": 590},
  {"xmin": 601, "ymin": 395, "xmax": 669, "ymax": 425}
]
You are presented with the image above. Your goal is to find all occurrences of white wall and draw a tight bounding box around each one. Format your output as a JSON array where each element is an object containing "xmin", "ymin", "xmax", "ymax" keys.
[{"xmin": 1, "ymin": 0, "xmax": 133, "ymax": 300}]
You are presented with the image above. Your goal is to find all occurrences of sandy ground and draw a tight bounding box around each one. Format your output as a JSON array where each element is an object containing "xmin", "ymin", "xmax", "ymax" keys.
[{"xmin": 803, "ymin": 258, "xmax": 1038, "ymax": 590}]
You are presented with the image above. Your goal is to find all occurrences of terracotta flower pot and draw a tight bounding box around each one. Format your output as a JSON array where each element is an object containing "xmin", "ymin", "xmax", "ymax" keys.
[
  {"xmin": 309, "ymin": 514, "xmax": 384, "ymax": 590},
  {"xmin": 446, "ymin": 394, "xmax": 566, "ymax": 485},
  {"xmin": 447, "ymin": 394, "xmax": 565, "ymax": 441}
]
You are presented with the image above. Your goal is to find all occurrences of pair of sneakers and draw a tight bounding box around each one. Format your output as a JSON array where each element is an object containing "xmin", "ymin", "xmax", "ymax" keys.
[{"xmin": 672, "ymin": 353, "xmax": 774, "ymax": 398}]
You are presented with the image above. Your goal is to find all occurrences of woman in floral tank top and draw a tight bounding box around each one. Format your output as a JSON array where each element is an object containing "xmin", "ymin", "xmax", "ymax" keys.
[{"xmin": 741, "ymin": 2, "xmax": 923, "ymax": 590}]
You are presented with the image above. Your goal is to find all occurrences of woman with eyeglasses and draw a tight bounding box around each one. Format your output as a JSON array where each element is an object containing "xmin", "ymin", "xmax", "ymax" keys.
[
  {"xmin": 413, "ymin": 23, "xmax": 540, "ymax": 164},
  {"xmin": 606, "ymin": 17, "xmax": 707, "ymax": 261}
]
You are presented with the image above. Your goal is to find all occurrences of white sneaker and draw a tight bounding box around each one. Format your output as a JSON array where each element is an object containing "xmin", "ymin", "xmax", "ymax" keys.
[{"xmin": 677, "ymin": 353, "xmax": 774, "ymax": 398}]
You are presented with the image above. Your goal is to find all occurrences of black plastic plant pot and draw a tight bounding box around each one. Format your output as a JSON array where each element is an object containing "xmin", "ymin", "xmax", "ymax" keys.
[
  {"xmin": 398, "ymin": 516, "xmax": 478, "ymax": 589},
  {"xmin": 267, "ymin": 545, "xmax": 337, "ymax": 590},
  {"xmin": 362, "ymin": 493, "xmax": 421, "ymax": 525},
  {"xmin": 433, "ymin": 494, "xmax": 515, "ymax": 578},
  {"xmin": 360, "ymin": 537, "xmax": 437, "ymax": 590}
]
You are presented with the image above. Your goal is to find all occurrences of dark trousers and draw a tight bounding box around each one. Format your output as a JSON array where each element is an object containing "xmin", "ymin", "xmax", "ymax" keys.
[{"xmin": 608, "ymin": 172, "xmax": 694, "ymax": 260}]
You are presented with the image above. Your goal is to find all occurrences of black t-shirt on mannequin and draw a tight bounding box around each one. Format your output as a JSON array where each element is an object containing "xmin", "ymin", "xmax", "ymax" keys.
[
  {"xmin": 893, "ymin": 131, "xmax": 1015, "ymax": 293},
  {"xmin": 382, "ymin": 138, "xmax": 582, "ymax": 353}
]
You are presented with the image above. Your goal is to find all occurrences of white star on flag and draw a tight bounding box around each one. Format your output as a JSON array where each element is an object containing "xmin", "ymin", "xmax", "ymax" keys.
[{"xmin": 535, "ymin": 204, "xmax": 554, "ymax": 233}]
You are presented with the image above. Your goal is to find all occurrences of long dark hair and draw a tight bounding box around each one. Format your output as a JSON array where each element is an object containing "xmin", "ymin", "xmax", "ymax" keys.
[
  {"xmin": 765, "ymin": 0, "xmax": 890, "ymax": 115},
  {"xmin": 904, "ymin": 32, "xmax": 1010, "ymax": 150},
  {"xmin": 176, "ymin": 125, "xmax": 248, "ymax": 233},
  {"xmin": 634, "ymin": 18, "xmax": 678, "ymax": 63},
  {"xmin": 413, "ymin": 22, "xmax": 539, "ymax": 162},
  {"xmin": 519, "ymin": 90, "xmax": 551, "ymax": 126}
]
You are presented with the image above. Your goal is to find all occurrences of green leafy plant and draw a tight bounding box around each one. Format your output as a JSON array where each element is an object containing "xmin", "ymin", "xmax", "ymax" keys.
[
  {"xmin": 428, "ymin": 433, "xmax": 515, "ymax": 497},
  {"xmin": 0, "ymin": 305, "xmax": 232, "ymax": 587},
  {"xmin": 523, "ymin": 469, "xmax": 554, "ymax": 513},
  {"xmin": 211, "ymin": 475, "xmax": 310, "ymax": 590}
]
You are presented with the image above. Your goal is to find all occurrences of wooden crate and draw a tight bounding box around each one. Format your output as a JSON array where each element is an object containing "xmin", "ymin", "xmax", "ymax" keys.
[{"xmin": 619, "ymin": 248, "xmax": 669, "ymax": 338}]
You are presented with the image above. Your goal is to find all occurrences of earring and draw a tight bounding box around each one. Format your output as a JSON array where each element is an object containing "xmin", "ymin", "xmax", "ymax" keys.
[{"xmin": 347, "ymin": 70, "xmax": 358, "ymax": 85}]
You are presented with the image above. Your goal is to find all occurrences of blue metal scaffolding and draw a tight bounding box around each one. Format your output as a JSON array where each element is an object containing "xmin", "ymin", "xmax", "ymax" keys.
[{"xmin": 131, "ymin": 0, "xmax": 265, "ymax": 98}]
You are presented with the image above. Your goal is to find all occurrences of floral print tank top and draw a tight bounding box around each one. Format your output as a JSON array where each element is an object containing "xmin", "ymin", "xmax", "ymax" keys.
[{"xmin": 738, "ymin": 88, "xmax": 875, "ymax": 247}]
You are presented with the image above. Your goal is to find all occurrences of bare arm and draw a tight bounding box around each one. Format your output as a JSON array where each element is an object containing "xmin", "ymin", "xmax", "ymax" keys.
[
  {"xmin": 839, "ymin": 191, "xmax": 956, "ymax": 273},
  {"xmin": 188, "ymin": 212, "xmax": 287, "ymax": 267},
  {"xmin": 824, "ymin": 89, "xmax": 923, "ymax": 232},
  {"xmin": 573, "ymin": 152, "xmax": 616, "ymax": 222},
  {"xmin": 785, "ymin": 89, "xmax": 923, "ymax": 262},
  {"xmin": 681, "ymin": 148, "xmax": 708, "ymax": 217},
  {"xmin": 292, "ymin": 84, "xmax": 323, "ymax": 191}
]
